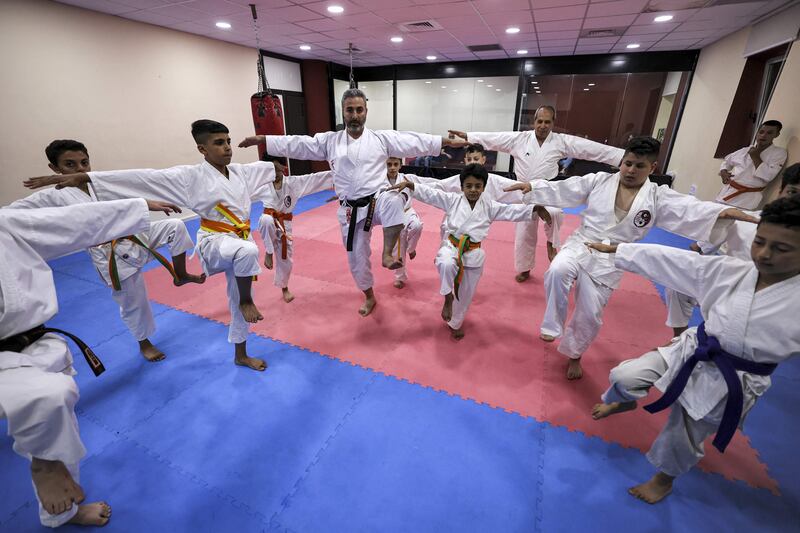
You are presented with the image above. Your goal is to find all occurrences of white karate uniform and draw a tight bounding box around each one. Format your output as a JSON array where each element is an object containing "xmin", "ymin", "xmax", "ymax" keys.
[
  {"xmin": 414, "ymin": 183, "xmax": 535, "ymax": 329},
  {"xmin": 5, "ymin": 187, "xmax": 195, "ymax": 341},
  {"xmin": 665, "ymin": 213, "xmax": 759, "ymax": 328},
  {"xmin": 265, "ymin": 129, "xmax": 441, "ymax": 291},
  {"xmin": 468, "ymin": 130, "xmax": 624, "ymax": 272},
  {"xmin": 257, "ymin": 171, "xmax": 333, "ymax": 289},
  {"xmin": 603, "ymin": 243, "xmax": 800, "ymax": 476},
  {"xmin": 388, "ymin": 173, "xmax": 424, "ymax": 283},
  {"xmin": 715, "ymin": 145, "xmax": 787, "ymax": 209},
  {"xmin": 0, "ymin": 199, "xmax": 150, "ymax": 527},
  {"xmin": 88, "ymin": 161, "xmax": 276, "ymax": 344},
  {"xmin": 526, "ymin": 172, "xmax": 729, "ymax": 359}
]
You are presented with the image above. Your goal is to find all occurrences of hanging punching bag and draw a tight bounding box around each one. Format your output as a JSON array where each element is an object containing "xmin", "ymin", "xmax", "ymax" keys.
[{"xmin": 249, "ymin": 4, "xmax": 285, "ymax": 159}]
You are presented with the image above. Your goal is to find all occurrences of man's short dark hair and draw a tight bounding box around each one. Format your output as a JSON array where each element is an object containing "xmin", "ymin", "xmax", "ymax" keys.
[
  {"xmin": 341, "ymin": 88, "xmax": 367, "ymax": 107},
  {"xmin": 465, "ymin": 143, "xmax": 486, "ymax": 156},
  {"xmin": 624, "ymin": 136, "xmax": 661, "ymax": 162},
  {"xmin": 760, "ymin": 194, "xmax": 800, "ymax": 229},
  {"xmin": 781, "ymin": 163, "xmax": 800, "ymax": 190},
  {"xmin": 460, "ymin": 163, "xmax": 488, "ymax": 186},
  {"xmin": 261, "ymin": 153, "xmax": 287, "ymax": 166},
  {"xmin": 45, "ymin": 140, "xmax": 88, "ymax": 166},
  {"xmin": 535, "ymin": 105, "xmax": 556, "ymax": 120},
  {"xmin": 762, "ymin": 120, "xmax": 783, "ymax": 132},
  {"xmin": 191, "ymin": 119, "xmax": 229, "ymax": 144}
]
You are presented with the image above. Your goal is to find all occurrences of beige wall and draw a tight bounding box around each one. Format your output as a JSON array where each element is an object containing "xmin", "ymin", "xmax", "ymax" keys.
[{"xmin": 0, "ymin": 0, "xmax": 264, "ymax": 207}]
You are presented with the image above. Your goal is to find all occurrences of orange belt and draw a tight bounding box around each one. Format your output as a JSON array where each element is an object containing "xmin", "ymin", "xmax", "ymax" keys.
[
  {"xmin": 263, "ymin": 208, "xmax": 293, "ymax": 260},
  {"xmin": 448, "ymin": 234, "xmax": 481, "ymax": 300},
  {"xmin": 722, "ymin": 180, "xmax": 765, "ymax": 202},
  {"xmin": 107, "ymin": 235, "xmax": 178, "ymax": 291},
  {"xmin": 200, "ymin": 203, "xmax": 256, "ymax": 281}
]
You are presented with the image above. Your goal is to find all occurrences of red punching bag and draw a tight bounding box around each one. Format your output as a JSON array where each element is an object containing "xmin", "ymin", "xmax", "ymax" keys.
[{"xmin": 249, "ymin": 4, "xmax": 285, "ymax": 159}]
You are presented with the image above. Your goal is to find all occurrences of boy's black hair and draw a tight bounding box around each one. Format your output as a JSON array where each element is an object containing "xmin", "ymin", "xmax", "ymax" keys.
[
  {"xmin": 460, "ymin": 163, "xmax": 488, "ymax": 186},
  {"xmin": 760, "ymin": 194, "xmax": 800, "ymax": 228},
  {"xmin": 762, "ymin": 119, "xmax": 783, "ymax": 132},
  {"xmin": 191, "ymin": 119, "xmax": 229, "ymax": 144},
  {"xmin": 623, "ymin": 136, "xmax": 661, "ymax": 162},
  {"xmin": 45, "ymin": 139, "xmax": 88, "ymax": 166},
  {"xmin": 465, "ymin": 143, "xmax": 486, "ymax": 156},
  {"xmin": 781, "ymin": 163, "xmax": 800, "ymax": 190},
  {"xmin": 260, "ymin": 152, "xmax": 288, "ymax": 166}
]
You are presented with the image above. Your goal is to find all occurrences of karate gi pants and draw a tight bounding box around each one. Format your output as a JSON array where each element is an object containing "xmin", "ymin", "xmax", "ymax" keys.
[
  {"xmin": 602, "ymin": 349, "xmax": 719, "ymax": 477},
  {"xmin": 198, "ymin": 236, "xmax": 262, "ymax": 344},
  {"xmin": 340, "ymin": 192, "xmax": 405, "ymax": 291},
  {"xmin": 0, "ymin": 336, "xmax": 86, "ymax": 527},
  {"xmin": 514, "ymin": 206, "xmax": 564, "ymax": 273},
  {"xmin": 394, "ymin": 212, "xmax": 423, "ymax": 283},
  {"xmin": 541, "ymin": 246, "xmax": 613, "ymax": 359},
  {"xmin": 664, "ymin": 288, "xmax": 697, "ymax": 329},
  {"xmin": 435, "ymin": 244, "xmax": 483, "ymax": 330},
  {"xmin": 258, "ymin": 214, "xmax": 293, "ymax": 289},
  {"xmin": 109, "ymin": 218, "xmax": 195, "ymax": 341}
]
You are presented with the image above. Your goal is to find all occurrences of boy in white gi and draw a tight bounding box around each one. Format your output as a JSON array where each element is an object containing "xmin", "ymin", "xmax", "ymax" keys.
[
  {"xmin": 24, "ymin": 120, "xmax": 276, "ymax": 372},
  {"xmin": 0, "ymin": 197, "xmax": 181, "ymax": 527},
  {"xmin": 385, "ymin": 157, "xmax": 423, "ymax": 289},
  {"xmin": 390, "ymin": 164, "xmax": 540, "ymax": 339},
  {"xmin": 715, "ymin": 120, "xmax": 787, "ymax": 210},
  {"xmin": 505, "ymin": 137, "xmax": 757, "ymax": 380},
  {"xmin": 257, "ymin": 154, "xmax": 333, "ymax": 302},
  {"xmin": 588, "ymin": 194, "xmax": 800, "ymax": 504},
  {"xmin": 665, "ymin": 163, "xmax": 800, "ymax": 337},
  {"xmin": 239, "ymin": 88, "xmax": 465, "ymax": 317},
  {"xmin": 449, "ymin": 105, "xmax": 624, "ymax": 282},
  {"xmin": 6, "ymin": 140, "xmax": 205, "ymax": 362}
]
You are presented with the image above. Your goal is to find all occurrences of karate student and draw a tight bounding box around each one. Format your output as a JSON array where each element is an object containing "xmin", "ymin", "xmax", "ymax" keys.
[
  {"xmin": 257, "ymin": 154, "xmax": 333, "ymax": 302},
  {"xmin": 0, "ymin": 197, "xmax": 181, "ymax": 528},
  {"xmin": 385, "ymin": 156, "xmax": 423, "ymax": 289},
  {"xmin": 6, "ymin": 139, "xmax": 205, "ymax": 362},
  {"xmin": 715, "ymin": 120, "xmax": 787, "ymax": 210},
  {"xmin": 390, "ymin": 164, "xmax": 540, "ymax": 339},
  {"xmin": 665, "ymin": 163, "xmax": 800, "ymax": 336},
  {"xmin": 505, "ymin": 137, "xmax": 757, "ymax": 380},
  {"xmin": 449, "ymin": 105, "xmax": 625, "ymax": 281},
  {"xmin": 24, "ymin": 120, "xmax": 277, "ymax": 371},
  {"xmin": 588, "ymin": 194, "xmax": 800, "ymax": 504},
  {"xmin": 239, "ymin": 88, "xmax": 465, "ymax": 316}
]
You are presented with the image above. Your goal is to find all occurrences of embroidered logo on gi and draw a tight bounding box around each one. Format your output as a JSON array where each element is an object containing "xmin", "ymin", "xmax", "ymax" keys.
[
  {"xmin": 633, "ymin": 209, "xmax": 652, "ymax": 228},
  {"xmin": 284, "ymin": 195, "xmax": 292, "ymax": 208}
]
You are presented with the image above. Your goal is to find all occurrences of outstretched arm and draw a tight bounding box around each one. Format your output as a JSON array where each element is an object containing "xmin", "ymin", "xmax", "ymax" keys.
[
  {"xmin": 563, "ymin": 135, "xmax": 624, "ymax": 167},
  {"xmin": 460, "ymin": 130, "xmax": 524, "ymax": 155},
  {"xmin": 239, "ymin": 133, "xmax": 332, "ymax": 161},
  {"xmin": 505, "ymin": 173, "xmax": 598, "ymax": 208}
]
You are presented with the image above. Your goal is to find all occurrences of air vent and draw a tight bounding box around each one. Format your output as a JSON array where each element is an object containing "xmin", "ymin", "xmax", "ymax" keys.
[
  {"xmin": 398, "ymin": 19, "xmax": 444, "ymax": 32},
  {"xmin": 580, "ymin": 28, "xmax": 626, "ymax": 38},
  {"xmin": 467, "ymin": 44, "xmax": 504, "ymax": 52}
]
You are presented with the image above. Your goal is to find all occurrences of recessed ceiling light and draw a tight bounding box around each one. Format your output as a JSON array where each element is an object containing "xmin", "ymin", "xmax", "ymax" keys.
[
  {"xmin": 477, "ymin": 79, "xmax": 484, "ymax": 82},
  {"xmin": 441, "ymin": 85, "xmax": 447, "ymax": 88},
  {"xmin": 445, "ymin": 66, "xmax": 456, "ymax": 74},
  {"xmin": 583, "ymin": 88, "xmax": 589, "ymax": 91},
  {"xmin": 487, "ymin": 84, "xmax": 493, "ymax": 87},
  {"xmin": 452, "ymin": 89, "xmax": 458, "ymax": 92},
  {"xmin": 506, "ymin": 27, "xmax": 520, "ymax": 34},
  {"xmin": 535, "ymin": 90, "xmax": 541, "ymax": 94},
  {"xmin": 496, "ymin": 88, "xmax": 501, "ymax": 91},
  {"xmin": 327, "ymin": 5, "xmax": 344, "ymax": 14},
  {"xmin": 391, "ymin": 36, "xmax": 403, "ymax": 43},
  {"xmin": 425, "ymin": 81, "xmax": 432, "ymax": 84},
  {"xmin": 654, "ymin": 15, "xmax": 673, "ymax": 22},
  {"xmin": 517, "ymin": 49, "xmax": 528, "ymax": 55},
  {"xmin": 612, "ymin": 59, "xmax": 625, "ymax": 65},
  {"xmin": 215, "ymin": 21, "xmax": 231, "ymax": 29},
  {"xmin": 588, "ymin": 83, "xmax": 595, "ymax": 86},
  {"xmin": 531, "ymin": 81, "xmax": 538, "ymax": 84},
  {"xmin": 426, "ymin": 55, "xmax": 437, "ymax": 61},
  {"xmin": 299, "ymin": 45, "xmax": 311, "ymax": 51},
  {"xmin": 626, "ymin": 43, "xmax": 640, "ymax": 49}
]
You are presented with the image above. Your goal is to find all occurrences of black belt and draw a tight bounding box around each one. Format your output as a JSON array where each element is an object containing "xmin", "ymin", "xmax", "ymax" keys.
[
  {"xmin": 341, "ymin": 194, "xmax": 376, "ymax": 251},
  {"xmin": 0, "ymin": 325, "xmax": 105, "ymax": 377}
]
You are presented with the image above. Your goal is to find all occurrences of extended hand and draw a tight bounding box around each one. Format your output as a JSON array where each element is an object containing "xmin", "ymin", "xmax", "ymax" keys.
[
  {"xmin": 718, "ymin": 208, "xmax": 759, "ymax": 224},
  {"xmin": 24, "ymin": 173, "xmax": 89, "ymax": 190},
  {"xmin": 388, "ymin": 181, "xmax": 414, "ymax": 192},
  {"xmin": 503, "ymin": 182, "xmax": 532, "ymax": 194},
  {"xmin": 146, "ymin": 200, "xmax": 182, "ymax": 215},
  {"xmin": 447, "ymin": 129, "xmax": 467, "ymax": 141},
  {"xmin": 534, "ymin": 205, "xmax": 552, "ymax": 225},
  {"xmin": 443, "ymin": 137, "xmax": 469, "ymax": 148},
  {"xmin": 585, "ymin": 242, "xmax": 617, "ymax": 254},
  {"xmin": 719, "ymin": 169, "xmax": 732, "ymax": 184},
  {"xmin": 238, "ymin": 135, "xmax": 265, "ymax": 148}
]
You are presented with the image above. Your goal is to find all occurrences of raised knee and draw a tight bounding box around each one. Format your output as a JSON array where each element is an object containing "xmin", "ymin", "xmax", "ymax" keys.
[
  {"xmin": 259, "ymin": 214, "xmax": 275, "ymax": 226},
  {"xmin": 235, "ymin": 240, "xmax": 260, "ymax": 260},
  {"xmin": 34, "ymin": 374, "xmax": 79, "ymax": 413},
  {"xmin": 609, "ymin": 364, "xmax": 634, "ymax": 389}
]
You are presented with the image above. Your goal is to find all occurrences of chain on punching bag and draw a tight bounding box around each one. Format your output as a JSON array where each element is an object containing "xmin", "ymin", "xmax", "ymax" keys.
[{"xmin": 249, "ymin": 4, "xmax": 285, "ymax": 159}]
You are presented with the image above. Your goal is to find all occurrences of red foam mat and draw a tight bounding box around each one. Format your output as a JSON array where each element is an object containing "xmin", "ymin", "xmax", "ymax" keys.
[{"xmin": 144, "ymin": 201, "xmax": 777, "ymax": 492}]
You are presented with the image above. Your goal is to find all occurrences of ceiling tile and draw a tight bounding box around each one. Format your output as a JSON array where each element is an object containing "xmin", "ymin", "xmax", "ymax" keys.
[
  {"xmin": 539, "ymin": 47, "xmax": 576, "ymax": 56},
  {"xmin": 301, "ymin": 0, "xmax": 370, "ymax": 17},
  {"xmin": 472, "ymin": 0, "xmax": 530, "ymax": 12},
  {"xmin": 183, "ymin": 0, "xmax": 247, "ymax": 16},
  {"xmin": 533, "ymin": 5, "xmax": 588, "ymax": 23},
  {"xmin": 435, "ymin": 14, "xmax": 487, "ymax": 29},
  {"xmin": 535, "ymin": 18, "xmax": 584, "ymax": 31},
  {"xmin": 691, "ymin": 2, "xmax": 765, "ymax": 21},
  {"xmin": 537, "ymin": 29, "xmax": 580, "ymax": 40},
  {"xmin": 631, "ymin": 8, "xmax": 698, "ymax": 24},
  {"xmin": 657, "ymin": 37, "xmax": 702, "ymax": 46},
  {"xmin": 226, "ymin": 0, "xmax": 292, "ymax": 8},
  {"xmin": 624, "ymin": 23, "xmax": 679, "ymax": 35},
  {"xmin": 420, "ymin": 1, "xmax": 473, "ymax": 18},
  {"xmin": 586, "ymin": 0, "xmax": 648, "ymax": 18},
  {"xmin": 666, "ymin": 29, "xmax": 719, "ymax": 40},
  {"xmin": 577, "ymin": 36, "xmax": 621, "ymax": 45},
  {"xmin": 296, "ymin": 18, "xmax": 348, "ymax": 31},
  {"xmin": 676, "ymin": 19, "xmax": 741, "ymax": 32},
  {"xmin": 325, "ymin": 28, "xmax": 367, "ymax": 39},
  {"xmin": 267, "ymin": 5, "xmax": 323, "ymax": 22},
  {"xmin": 293, "ymin": 31, "xmax": 335, "ymax": 43},
  {"xmin": 145, "ymin": 4, "xmax": 211, "ymax": 22},
  {"xmin": 480, "ymin": 10, "xmax": 534, "ymax": 25},
  {"xmin": 372, "ymin": 7, "xmax": 426, "ymax": 23},
  {"xmin": 532, "ymin": 0, "xmax": 588, "ymax": 8},
  {"xmin": 491, "ymin": 22, "xmax": 536, "ymax": 34},
  {"xmin": 582, "ymin": 14, "xmax": 637, "ymax": 29}
]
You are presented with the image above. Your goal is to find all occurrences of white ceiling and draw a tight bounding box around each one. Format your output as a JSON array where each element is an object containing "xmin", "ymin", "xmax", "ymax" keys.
[{"xmin": 56, "ymin": 0, "xmax": 795, "ymax": 65}]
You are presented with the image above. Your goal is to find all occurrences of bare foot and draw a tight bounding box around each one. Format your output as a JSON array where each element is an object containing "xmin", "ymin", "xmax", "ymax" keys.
[
  {"xmin": 264, "ymin": 253, "xmax": 273, "ymax": 270},
  {"xmin": 382, "ymin": 253, "xmax": 403, "ymax": 270},
  {"xmin": 139, "ymin": 340, "xmax": 165, "ymax": 362},
  {"xmin": 449, "ymin": 326, "xmax": 465, "ymax": 339},
  {"xmin": 359, "ymin": 296, "xmax": 377, "ymax": 317},
  {"xmin": 441, "ymin": 293, "xmax": 454, "ymax": 322},
  {"xmin": 282, "ymin": 288, "xmax": 295, "ymax": 303},
  {"xmin": 68, "ymin": 502, "xmax": 112, "ymax": 527},
  {"xmin": 539, "ymin": 333, "xmax": 555, "ymax": 342},
  {"xmin": 235, "ymin": 354, "xmax": 267, "ymax": 371},
  {"xmin": 566, "ymin": 358, "xmax": 583, "ymax": 380},
  {"xmin": 591, "ymin": 401, "xmax": 637, "ymax": 420},
  {"xmin": 173, "ymin": 273, "xmax": 206, "ymax": 286},
  {"xmin": 409, "ymin": 251, "xmax": 417, "ymax": 260},
  {"xmin": 239, "ymin": 301, "xmax": 264, "ymax": 323},
  {"xmin": 629, "ymin": 473, "xmax": 674, "ymax": 504},
  {"xmin": 31, "ymin": 459, "xmax": 84, "ymax": 516},
  {"xmin": 515, "ymin": 271, "xmax": 530, "ymax": 283},
  {"xmin": 393, "ymin": 280, "xmax": 405, "ymax": 289},
  {"xmin": 547, "ymin": 242, "xmax": 558, "ymax": 262}
]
